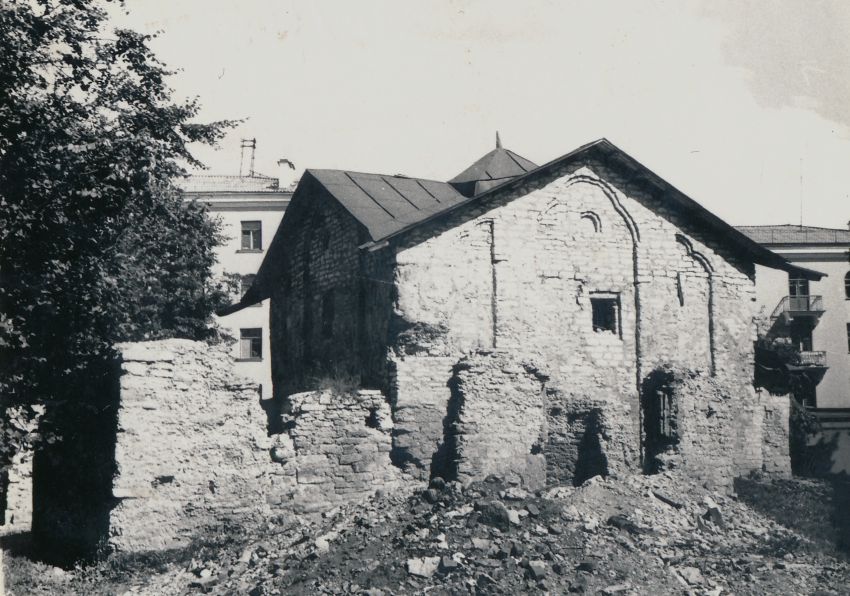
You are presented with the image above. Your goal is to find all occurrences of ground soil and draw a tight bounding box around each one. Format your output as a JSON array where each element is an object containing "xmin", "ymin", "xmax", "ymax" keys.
[{"xmin": 4, "ymin": 472, "xmax": 850, "ymax": 595}]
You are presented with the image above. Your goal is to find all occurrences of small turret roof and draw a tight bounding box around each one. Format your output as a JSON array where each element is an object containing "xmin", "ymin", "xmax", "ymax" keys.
[{"xmin": 449, "ymin": 134, "xmax": 538, "ymax": 197}]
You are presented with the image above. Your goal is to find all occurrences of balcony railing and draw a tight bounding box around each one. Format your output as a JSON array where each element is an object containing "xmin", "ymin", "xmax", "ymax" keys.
[
  {"xmin": 771, "ymin": 295, "xmax": 825, "ymax": 320},
  {"xmin": 793, "ymin": 350, "xmax": 828, "ymax": 368}
]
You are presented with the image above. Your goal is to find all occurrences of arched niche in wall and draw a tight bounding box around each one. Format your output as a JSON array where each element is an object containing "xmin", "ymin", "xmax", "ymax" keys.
[
  {"xmin": 674, "ymin": 233, "xmax": 715, "ymax": 375},
  {"xmin": 580, "ymin": 210, "xmax": 602, "ymax": 234}
]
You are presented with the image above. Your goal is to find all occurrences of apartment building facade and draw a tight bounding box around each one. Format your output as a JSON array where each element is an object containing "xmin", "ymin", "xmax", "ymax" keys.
[
  {"xmin": 738, "ymin": 224, "xmax": 850, "ymax": 409},
  {"xmin": 181, "ymin": 173, "xmax": 292, "ymax": 398}
]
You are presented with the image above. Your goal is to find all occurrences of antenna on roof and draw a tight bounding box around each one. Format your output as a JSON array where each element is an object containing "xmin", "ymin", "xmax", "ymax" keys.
[
  {"xmin": 799, "ymin": 157, "xmax": 803, "ymax": 229},
  {"xmin": 496, "ymin": 131, "xmax": 502, "ymax": 149},
  {"xmin": 239, "ymin": 138, "xmax": 257, "ymax": 177}
]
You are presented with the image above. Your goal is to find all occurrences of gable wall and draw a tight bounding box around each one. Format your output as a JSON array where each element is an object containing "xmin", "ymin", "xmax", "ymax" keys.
[
  {"xmin": 269, "ymin": 187, "xmax": 372, "ymax": 398},
  {"xmin": 390, "ymin": 158, "xmax": 758, "ymax": 476}
]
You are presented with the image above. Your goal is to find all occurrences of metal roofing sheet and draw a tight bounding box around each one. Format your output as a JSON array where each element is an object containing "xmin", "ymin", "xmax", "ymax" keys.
[
  {"xmin": 349, "ymin": 173, "xmax": 422, "ymax": 222},
  {"xmin": 449, "ymin": 148, "xmax": 537, "ymax": 184},
  {"xmin": 308, "ymin": 169, "xmax": 467, "ymax": 240},
  {"xmin": 736, "ymin": 225, "xmax": 850, "ymax": 245}
]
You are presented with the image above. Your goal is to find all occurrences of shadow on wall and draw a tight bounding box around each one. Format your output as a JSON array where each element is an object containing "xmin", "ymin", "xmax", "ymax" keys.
[
  {"xmin": 30, "ymin": 360, "xmax": 120, "ymax": 567},
  {"xmin": 428, "ymin": 373, "xmax": 462, "ymax": 482},
  {"xmin": 734, "ymin": 476, "xmax": 850, "ymax": 554}
]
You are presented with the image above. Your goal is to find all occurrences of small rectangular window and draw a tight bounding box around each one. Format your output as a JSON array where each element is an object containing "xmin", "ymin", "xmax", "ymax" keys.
[
  {"xmin": 241, "ymin": 221, "xmax": 262, "ymax": 250},
  {"xmin": 846, "ymin": 323, "xmax": 850, "ymax": 354},
  {"xmin": 591, "ymin": 296, "xmax": 619, "ymax": 335},
  {"xmin": 239, "ymin": 328, "xmax": 262, "ymax": 359}
]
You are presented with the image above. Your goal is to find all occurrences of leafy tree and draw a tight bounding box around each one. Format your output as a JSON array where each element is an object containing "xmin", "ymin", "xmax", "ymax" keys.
[{"xmin": 0, "ymin": 0, "xmax": 236, "ymax": 465}]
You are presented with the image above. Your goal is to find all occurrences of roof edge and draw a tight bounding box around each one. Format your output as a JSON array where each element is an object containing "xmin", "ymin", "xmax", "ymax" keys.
[{"xmin": 363, "ymin": 138, "xmax": 825, "ymax": 281}]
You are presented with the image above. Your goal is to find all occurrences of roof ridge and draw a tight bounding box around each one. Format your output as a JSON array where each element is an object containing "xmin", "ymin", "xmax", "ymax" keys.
[{"xmin": 306, "ymin": 167, "xmax": 447, "ymax": 185}]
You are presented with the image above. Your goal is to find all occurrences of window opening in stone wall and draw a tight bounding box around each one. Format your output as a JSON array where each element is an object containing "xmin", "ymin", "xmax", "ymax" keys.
[
  {"xmin": 239, "ymin": 328, "xmax": 262, "ymax": 359},
  {"xmin": 241, "ymin": 221, "xmax": 262, "ymax": 250},
  {"xmin": 321, "ymin": 291, "xmax": 335, "ymax": 339},
  {"xmin": 641, "ymin": 370, "xmax": 679, "ymax": 474},
  {"xmin": 846, "ymin": 323, "xmax": 850, "ymax": 353},
  {"xmin": 590, "ymin": 296, "xmax": 619, "ymax": 335},
  {"xmin": 845, "ymin": 271, "xmax": 850, "ymax": 299}
]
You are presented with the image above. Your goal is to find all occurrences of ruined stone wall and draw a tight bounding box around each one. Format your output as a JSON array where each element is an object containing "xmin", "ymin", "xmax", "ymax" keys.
[
  {"xmin": 279, "ymin": 389, "xmax": 403, "ymax": 513},
  {"xmin": 389, "ymin": 356, "xmax": 456, "ymax": 479},
  {"xmin": 544, "ymin": 389, "xmax": 635, "ymax": 486},
  {"xmin": 447, "ymin": 352, "xmax": 548, "ymax": 489},
  {"xmin": 2, "ymin": 449, "xmax": 33, "ymax": 531},
  {"xmin": 656, "ymin": 372, "xmax": 790, "ymax": 488},
  {"xmin": 391, "ymin": 159, "xmax": 757, "ymax": 477},
  {"xmin": 446, "ymin": 352, "xmax": 637, "ymax": 489},
  {"xmin": 77, "ymin": 341, "xmax": 407, "ymax": 555},
  {"xmin": 111, "ymin": 340, "xmax": 291, "ymax": 553},
  {"xmin": 761, "ymin": 391, "xmax": 792, "ymax": 477}
]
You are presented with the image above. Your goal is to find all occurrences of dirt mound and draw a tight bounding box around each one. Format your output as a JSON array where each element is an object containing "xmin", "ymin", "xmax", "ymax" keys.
[
  {"xmin": 6, "ymin": 473, "xmax": 849, "ymax": 595},
  {"xmin": 182, "ymin": 473, "xmax": 849, "ymax": 595}
]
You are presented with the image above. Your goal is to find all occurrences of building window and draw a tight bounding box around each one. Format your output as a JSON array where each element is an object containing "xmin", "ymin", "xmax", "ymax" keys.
[
  {"xmin": 321, "ymin": 291, "xmax": 335, "ymax": 339},
  {"xmin": 847, "ymin": 323, "xmax": 850, "ymax": 353},
  {"xmin": 590, "ymin": 295, "xmax": 619, "ymax": 335},
  {"xmin": 239, "ymin": 328, "xmax": 262, "ymax": 359},
  {"xmin": 241, "ymin": 221, "xmax": 262, "ymax": 251},
  {"xmin": 844, "ymin": 271, "xmax": 850, "ymax": 299},
  {"xmin": 240, "ymin": 274, "xmax": 256, "ymax": 298}
]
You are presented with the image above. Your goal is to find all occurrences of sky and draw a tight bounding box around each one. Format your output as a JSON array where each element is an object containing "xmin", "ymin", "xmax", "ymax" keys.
[{"xmin": 116, "ymin": 0, "xmax": 850, "ymax": 228}]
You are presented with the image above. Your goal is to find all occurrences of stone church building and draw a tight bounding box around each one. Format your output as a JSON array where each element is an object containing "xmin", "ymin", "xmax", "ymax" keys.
[{"xmin": 230, "ymin": 138, "xmax": 821, "ymax": 487}]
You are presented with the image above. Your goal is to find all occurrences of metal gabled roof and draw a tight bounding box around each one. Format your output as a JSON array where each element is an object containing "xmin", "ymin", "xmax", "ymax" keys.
[
  {"xmin": 736, "ymin": 225, "xmax": 850, "ymax": 246},
  {"xmin": 306, "ymin": 170, "xmax": 468, "ymax": 241},
  {"xmin": 220, "ymin": 138, "xmax": 827, "ymax": 316}
]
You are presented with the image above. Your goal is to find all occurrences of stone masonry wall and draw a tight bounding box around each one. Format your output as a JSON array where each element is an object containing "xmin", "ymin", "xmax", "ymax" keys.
[
  {"xmin": 280, "ymin": 389, "xmax": 404, "ymax": 513},
  {"xmin": 544, "ymin": 389, "xmax": 635, "ymax": 486},
  {"xmin": 655, "ymin": 371, "xmax": 790, "ymax": 488},
  {"xmin": 2, "ymin": 449, "xmax": 33, "ymax": 531},
  {"xmin": 448, "ymin": 352, "xmax": 548, "ymax": 489},
  {"xmin": 446, "ymin": 352, "xmax": 636, "ymax": 489},
  {"xmin": 269, "ymin": 181, "xmax": 378, "ymax": 399},
  {"xmin": 760, "ymin": 391, "xmax": 792, "ymax": 477},
  {"xmin": 389, "ymin": 356, "xmax": 456, "ymax": 480},
  {"xmin": 107, "ymin": 341, "xmax": 407, "ymax": 553},
  {"xmin": 392, "ymin": 158, "xmax": 759, "ymax": 477},
  {"xmin": 111, "ymin": 340, "xmax": 291, "ymax": 553}
]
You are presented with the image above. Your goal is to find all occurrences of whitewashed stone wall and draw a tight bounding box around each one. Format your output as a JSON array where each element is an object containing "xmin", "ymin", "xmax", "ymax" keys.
[
  {"xmin": 448, "ymin": 352, "xmax": 549, "ymax": 489},
  {"xmin": 281, "ymin": 389, "xmax": 404, "ymax": 513},
  {"xmin": 2, "ymin": 449, "xmax": 33, "ymax": 531},
  {"xmin": 111, "ymin": 340, "xmax": 291, "ymax": 553},
  {"xmin": 106, "ymin": 341, "xmax": 406, "ymax": 552},
  {"xmin": 390, "ymin": 160, "xmax": 760, "ymax": 479}
]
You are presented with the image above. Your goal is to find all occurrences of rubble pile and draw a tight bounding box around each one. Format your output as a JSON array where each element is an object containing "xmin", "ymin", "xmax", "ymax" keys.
[
  {"xmin": 8, "ymin": 473, "xmax": 847, "ymax": 595},
  {"xmin": 180, "ymin": 473, "xmax": 848, "ymax": 595}
]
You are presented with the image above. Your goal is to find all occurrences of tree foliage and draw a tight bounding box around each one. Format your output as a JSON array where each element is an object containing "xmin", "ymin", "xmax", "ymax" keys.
[{"xmin": 0, "ymin": 0, "xmax": 236, "ymax": 459}]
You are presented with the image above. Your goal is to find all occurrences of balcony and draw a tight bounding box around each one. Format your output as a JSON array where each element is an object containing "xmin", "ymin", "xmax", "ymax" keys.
[
  {"xmin": 785, "ymin": 350, "xmax": 829, "ymax": 383},
  {"xmin": 770, "ymin": 295, "xmax": 825, "ymax": 324},
  {"xmin": 793, "ymin": 350, "xmax": 828, "ymax": 368}
]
